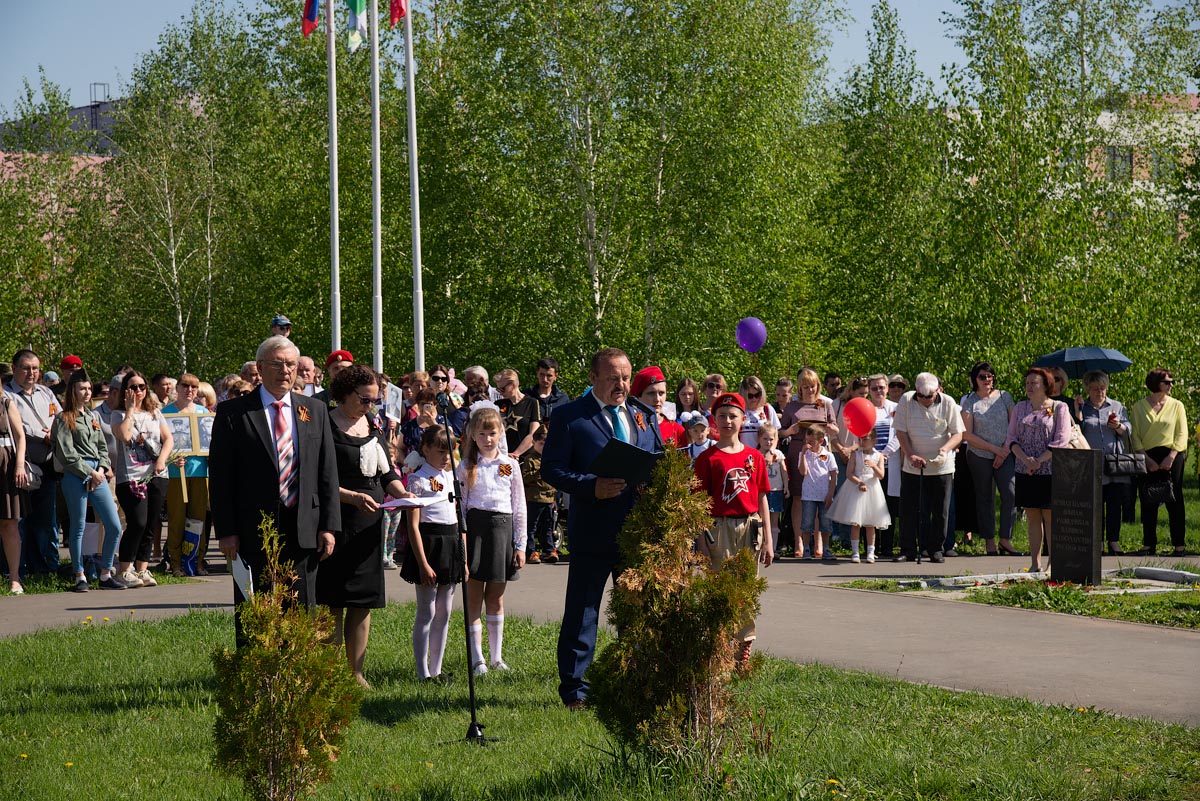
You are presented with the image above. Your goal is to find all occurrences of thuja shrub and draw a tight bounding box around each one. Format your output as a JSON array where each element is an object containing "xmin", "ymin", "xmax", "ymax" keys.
[
  {"xmin": 588, "ymin": 448, "xmax": 766, "ymax": 774},
  {"xmin": 212, "ymin": 517, "xmax": 363, "ymax": 801}
]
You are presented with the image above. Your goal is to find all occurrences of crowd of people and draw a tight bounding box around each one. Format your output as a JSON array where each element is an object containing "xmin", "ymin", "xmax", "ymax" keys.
[{"xmin": 0, "ymin": 315, "xmax": 1192, "ymax": 700}]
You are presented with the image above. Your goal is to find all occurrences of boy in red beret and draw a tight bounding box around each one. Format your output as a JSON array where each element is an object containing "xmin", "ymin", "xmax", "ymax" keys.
[{"xmin": 691, "ymin": 392, "xmax": 774, "ymax": 668}]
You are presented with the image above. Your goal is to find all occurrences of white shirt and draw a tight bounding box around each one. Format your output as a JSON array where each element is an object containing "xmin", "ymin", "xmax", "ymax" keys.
[
  {"xmin": 591, "ymin": 393, "xmax": 634, "ymax": 440},
  {"xmin": 259, "ymin": 385, "xmax": 295, "ymax": 468},
  {"xmin": 408, "ymin": 462, "xmax": 458, "ymax": 525},
  {"xmin": 457, "ymin": 453, "xmax": 528, "ymax": 550}
]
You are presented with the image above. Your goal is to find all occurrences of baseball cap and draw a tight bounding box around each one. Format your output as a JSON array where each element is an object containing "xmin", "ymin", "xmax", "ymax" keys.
[{"xmin": 271, "ymin": 314, "xmax": 292, "ymax": 328}]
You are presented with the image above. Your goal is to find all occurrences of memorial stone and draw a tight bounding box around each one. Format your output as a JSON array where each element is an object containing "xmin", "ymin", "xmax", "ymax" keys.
[{"xmin": 1050, "ymin": 447, "xmax": 1102, "ymax": 586}]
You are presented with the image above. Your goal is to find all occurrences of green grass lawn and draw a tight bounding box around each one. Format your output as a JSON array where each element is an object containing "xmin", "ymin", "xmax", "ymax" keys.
[
  {"xmin": 964, "ymin": 581, "xmax": 1200, "ymax": 628},
  {"xmin": 2, "ymin": 605, "xmax": 1198, "ymax": 801}
]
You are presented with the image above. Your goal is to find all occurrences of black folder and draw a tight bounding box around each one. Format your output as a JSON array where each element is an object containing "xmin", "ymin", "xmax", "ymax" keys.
[{"xmin": 587, "ymin": 438, "xmax": 663, "ymax": 487}]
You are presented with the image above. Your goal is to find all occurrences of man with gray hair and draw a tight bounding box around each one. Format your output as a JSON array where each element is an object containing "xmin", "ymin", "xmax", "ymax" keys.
[
  {"xmin": 210, "ymin": 336, "xmax": 341, "ymax": 645},
  {"xmin": 893, "ymin": 372, "xmax": 964, "ymax": 563},
  {"xmin": 462, "ymin": 365, "xmax": 501, "ymax": 405}
]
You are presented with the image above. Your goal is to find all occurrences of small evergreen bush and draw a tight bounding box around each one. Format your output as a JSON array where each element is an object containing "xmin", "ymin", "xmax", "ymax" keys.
[
  {"xmin": 212, "ymin": 517, "xmax": 363, "ymax": 801},
  {"xmin": 589, "ymin": 448, "xmax": 767, "ymax": 776}
]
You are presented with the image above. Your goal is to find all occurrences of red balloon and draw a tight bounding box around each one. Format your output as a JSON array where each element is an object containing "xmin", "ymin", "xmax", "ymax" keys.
[{"xmin": 843, "ymin": 397, "xmax": 876, "ymax": 439}]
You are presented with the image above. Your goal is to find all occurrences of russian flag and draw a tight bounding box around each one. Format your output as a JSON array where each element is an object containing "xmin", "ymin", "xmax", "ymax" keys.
[{"xmin": 302, "ymin": 0, "xmax": 320, "ymax": 37}]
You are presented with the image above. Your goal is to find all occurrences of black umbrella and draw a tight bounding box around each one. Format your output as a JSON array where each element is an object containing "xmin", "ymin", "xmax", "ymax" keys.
[{"xmin": 1034, "ymin": 347, "xmax": 1132, "ymax": 380}]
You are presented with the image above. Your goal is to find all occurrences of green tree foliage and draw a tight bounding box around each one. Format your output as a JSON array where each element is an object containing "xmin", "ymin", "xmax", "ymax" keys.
[
  {"xmin": 211, "ymin": 516, "xmax": 362, "ymax": 801},
  {"xmin": 0, "ymin": 70, "xmax": 105, "ymax": 360},
  {"xmin": 589, "ymin": 449, "xmax": 766, "ymax": 776}
]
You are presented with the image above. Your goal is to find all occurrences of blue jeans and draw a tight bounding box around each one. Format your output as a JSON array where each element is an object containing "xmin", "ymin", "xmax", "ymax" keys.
[
  {"xmin": 61, "ymin": 463, "xmax": 123, "ymax": 575},
  {"xmin": 19, "ymin": 472, "xmax": 60, "ymax": 575}
]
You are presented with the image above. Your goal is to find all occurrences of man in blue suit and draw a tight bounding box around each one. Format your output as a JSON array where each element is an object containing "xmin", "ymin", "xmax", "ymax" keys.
[{"xmin": 542, "ymin": 347, "xmax": 663, "ymax": 708}]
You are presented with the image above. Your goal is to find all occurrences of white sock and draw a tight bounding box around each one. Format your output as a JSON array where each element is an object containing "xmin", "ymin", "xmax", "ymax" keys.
[
  {"xmin": 486, "ymin": 614, "xmax": 505, "ymax": 665},
  {"xmin": 468, "ymin": 622, "xmax": 485, "ymax": 667},
  {"xmin": 428, "ymin": 585, "xmax": 455, "ymax": 676},
  {"xmin": 867, "ymin": 545, "xmax": 876, "ymax": 556},
  {"xmin": 413, "ymin": 584, "xmax": 437, "ymax": 679},
  {"xmin": 851, "ymin": 539, "xmax": 860, "ymax": 555}
]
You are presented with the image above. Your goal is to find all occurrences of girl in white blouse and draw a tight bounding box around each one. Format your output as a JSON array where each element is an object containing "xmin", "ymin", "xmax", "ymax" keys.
[{"xmin": 457, "ymin": 403, "xmax": 527, "ymax": 675}]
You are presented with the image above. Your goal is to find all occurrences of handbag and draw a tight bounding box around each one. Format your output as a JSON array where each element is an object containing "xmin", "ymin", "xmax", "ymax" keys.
[
  {"xmin": 1056, "ymin": 402, "xmax": 1090, "ymax": 449},
  {"xmin": 1142, "ymin": 473, "xmax": 1175, "ymax": 504},
  {"xmin": 1104, "ymin": 453, "xmax": 1146, "ymax": 477},
  {"xmin": 1103, "ymin": 430, "xmax": 1146, "ymax": 477},
  {"xmin": 0, "ymin": 396, "xmax": 41, "ymax": 490}
]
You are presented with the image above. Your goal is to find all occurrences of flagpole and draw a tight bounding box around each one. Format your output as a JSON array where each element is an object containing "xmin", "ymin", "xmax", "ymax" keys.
[
  {"xmin": 403, "ymin": 2, "xmax": 424, "ymax": 372},
  {"xmin": 369, "ymin": 0, "xmax": 383, "ymax": 372},
  {"xmin": 326, "ymin": 0, "xmax": 342, "ymax": 352}
]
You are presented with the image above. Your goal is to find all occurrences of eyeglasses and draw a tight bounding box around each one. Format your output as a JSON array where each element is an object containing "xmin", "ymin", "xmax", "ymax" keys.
[
  {"xmin": 230, "ymin": 389, "xmax": 251, "ymax": 398},
  {"xmin": 265, "ymin": 360, "xmax": 299, "ymax": 372},
  {"xmin": 356, "ymin": 392, "xmax": 379, "ymax": 405},
  {"xmin": 430, "ymin": 375, "xmax": 448, "ymax": 382},
  {"xmin": 869, "ymin": 385, "xmax": 887, "ymax": 393},
  {"xmin": 747, "ymin": 392, "xmax": 761, "ymax": 399},
  {"xmin": 888, "ymin": 383, "xmax": 905, "ymax": 389},
  {"xmin": 704, "ymin": 382, "xmax": 722, "ymax": 390},
  {"xmin": 977, "ymin": 373, "xmax": 995, "ymax": 381},
  {"xmin": 128, "ymin": 384, "xmax": 148, "ymax": 392},
  {"xmin": 915, "ymin": 392, "xmax": 935, "ymax": 400},
  {"xmin": 1162, "ymin": 379, "xmax": 1175, "ymax": 386}
]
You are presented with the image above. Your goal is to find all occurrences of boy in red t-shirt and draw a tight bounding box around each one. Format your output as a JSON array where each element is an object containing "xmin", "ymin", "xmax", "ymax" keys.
[{"xmin": 692, "ymin": 392, "xmax": 774, "ymax": 666}]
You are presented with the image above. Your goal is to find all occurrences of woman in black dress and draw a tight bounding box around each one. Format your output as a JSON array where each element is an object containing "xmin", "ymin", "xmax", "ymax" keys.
[{"xmin": 318, "ymin": 364, "xmax": 410, "ymax": 687}]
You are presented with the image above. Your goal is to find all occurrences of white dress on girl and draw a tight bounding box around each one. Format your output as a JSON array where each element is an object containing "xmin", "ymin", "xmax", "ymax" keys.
[{"xmin": 828, "ymin": 449, "xmax": 891, "ymax": 528}]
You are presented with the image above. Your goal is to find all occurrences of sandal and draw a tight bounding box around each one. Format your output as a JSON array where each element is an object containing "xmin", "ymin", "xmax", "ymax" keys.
[{"xmin": 998, "ymin": 545, "xmax": 1024, "ymax": 556}]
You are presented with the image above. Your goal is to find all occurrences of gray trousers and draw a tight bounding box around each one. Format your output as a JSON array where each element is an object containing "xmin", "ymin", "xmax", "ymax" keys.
[{"xmin": 966, "ymin": 451, "xmax": 1016, "ymax": 541}]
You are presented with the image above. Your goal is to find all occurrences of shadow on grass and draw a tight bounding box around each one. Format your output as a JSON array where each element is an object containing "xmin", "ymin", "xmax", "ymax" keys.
[
  {"xmin": 6, "ymin": 674, "xmax": 219, "ymax": 716},
  {"xmin": 358, "ymin": 686, "xmax": 526, "ymax": 727},
  {"xmin": 360, "ymin": 759, "xmax": 606, "ymax": 800}
]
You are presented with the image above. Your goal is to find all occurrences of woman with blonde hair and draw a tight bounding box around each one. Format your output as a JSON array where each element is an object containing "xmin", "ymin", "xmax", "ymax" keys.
[
  {"xmin": 738, "ymin": 375, "xmax": 780, "ymax": 449},
  {"xmin": 780, "ymin": 368, "xmax": 839, "ymax": 549}
]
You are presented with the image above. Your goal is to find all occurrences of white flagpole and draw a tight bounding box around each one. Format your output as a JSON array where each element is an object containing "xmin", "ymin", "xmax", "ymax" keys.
[
  {"xmin": 326, "ymin": 0, "xmax": 342, "ymax": 351},
  {"xmin": 369, "ymin": 0, "xmax": 383, "ymax": 372},
  {"xmin": 403, "ymin": 2, "xmax": 424, "ymax": 372}
]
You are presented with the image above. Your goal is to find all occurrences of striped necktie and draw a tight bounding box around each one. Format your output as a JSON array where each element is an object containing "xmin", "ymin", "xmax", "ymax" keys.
[
  {"xmin": 273, "ymin": 400, "xmax": 297, "ymax": 508},
  {"xmin": 605, "ymin": 404, "xmax": 628, "ymax": 443}
]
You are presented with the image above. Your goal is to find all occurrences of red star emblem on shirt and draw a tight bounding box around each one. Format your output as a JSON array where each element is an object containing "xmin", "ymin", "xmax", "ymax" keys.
[{"xmin": 722, "ymin": 467, "xmax": 751, "ymax": 505}]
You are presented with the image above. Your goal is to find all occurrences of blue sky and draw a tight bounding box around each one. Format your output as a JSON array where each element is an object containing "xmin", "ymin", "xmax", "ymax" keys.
[
  {"xmin": 0, "ymin": 0, "xmax": 964, "ymax": 110},
  {"xmin": 0, "ymin": 1, "xmax": 1186, "ymax": 112}
]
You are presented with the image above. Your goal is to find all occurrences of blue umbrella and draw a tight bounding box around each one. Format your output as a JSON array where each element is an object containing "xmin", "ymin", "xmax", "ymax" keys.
[{"xmin": 1034, "ymin": 347, "xmax": 1132, "ymax": 379}]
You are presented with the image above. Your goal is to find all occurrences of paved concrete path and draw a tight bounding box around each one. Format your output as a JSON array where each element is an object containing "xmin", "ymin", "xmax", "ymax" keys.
[{"xmin": 2, "ymin": 553, "xmax": 1196, "ymax": 726}]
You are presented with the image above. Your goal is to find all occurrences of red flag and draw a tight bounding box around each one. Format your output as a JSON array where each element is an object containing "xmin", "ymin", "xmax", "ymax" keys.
[
  {"xmin": 302, "ymin": 0, "xmax": 320, "ymax": 37},
  {"xmin": 390, "ymin": 0, "xmax": 407, "ymax": 27}
]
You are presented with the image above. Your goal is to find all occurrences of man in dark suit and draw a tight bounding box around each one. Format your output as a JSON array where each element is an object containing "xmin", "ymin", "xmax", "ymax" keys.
[
  {"xmin": 542, "ymin": 347, "xmax": 663, "ymax": 709},
  {"xmin": 210, "ymin": 336, "xmax": 341, "ymax": 644}
]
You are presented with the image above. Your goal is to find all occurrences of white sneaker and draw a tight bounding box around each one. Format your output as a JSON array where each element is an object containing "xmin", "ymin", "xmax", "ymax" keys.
[
  {"xmin": 382, "ymin": 559, "xmax": 397, "ymax": 570},
  {"xmin": 472, "ymin": 662, "xmax": 489, "ymax": 677},
  {"xmin": 137, "ymin": 569, "xmax": 157, "ymax": 587},
  {"xmin": 120, "ymin": 568, "xmax": 144, "ymax": 588},
  {"xmin": 850, "ymin": 552, "xmax": 861, "ymax": 564},
  {"xmin": 866, "ymin": 553, "xmax": 877, "ymax": 564},
  {"xmin": 489, "ymin": 660, "xmax": 510, "ymax": 672}
]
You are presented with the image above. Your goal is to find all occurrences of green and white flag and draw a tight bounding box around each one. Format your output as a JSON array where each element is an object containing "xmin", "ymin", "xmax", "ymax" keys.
[{"xmin": 346, "ymin": 0, "xmax": 367, "ymax": 53}]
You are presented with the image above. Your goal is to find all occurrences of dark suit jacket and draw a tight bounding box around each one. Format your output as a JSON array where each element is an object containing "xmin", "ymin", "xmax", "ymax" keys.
[
  {"xmin": 209, "ymin": 390, "xmax": 341, "ymax": 551},
  {"xmin": 541, "ymin": 395, "xmax": 662, "ymax": 556}
]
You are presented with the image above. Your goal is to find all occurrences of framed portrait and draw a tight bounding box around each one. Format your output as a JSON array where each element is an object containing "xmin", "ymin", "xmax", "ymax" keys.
[
  {"xmin": 196, "ymin": 414, "xmax": 215, "ymax": 456},
  {"xmin": 163, "ymin": 413, "xmax": 197, "ymax": 455}
]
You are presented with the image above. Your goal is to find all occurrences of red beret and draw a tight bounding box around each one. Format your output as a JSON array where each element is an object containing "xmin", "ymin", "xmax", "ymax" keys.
[
  {"xmin": 711, "ymin": 392, "xmax": 746, "ymax": 413},
  {"xmin": 325, "ymin": 349, "xmax": 354, "ymax": 368},
  {"xmin": 631, "ymin": 366, "xmax": 666, "ymax": 399},
  {"xmin": 60, "ymin": 355, "xmax": 82, "ymax": 370}
]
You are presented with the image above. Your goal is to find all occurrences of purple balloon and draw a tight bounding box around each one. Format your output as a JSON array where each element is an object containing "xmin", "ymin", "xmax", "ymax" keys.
[{"xmin": 736, "ymin": 317, "xmax": 767, "ymax": 354}]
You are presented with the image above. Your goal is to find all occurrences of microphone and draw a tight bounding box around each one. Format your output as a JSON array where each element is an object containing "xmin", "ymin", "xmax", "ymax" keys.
[{"xmin": 436, "ymin": 391, "xmax": 451, "ymax": 410}]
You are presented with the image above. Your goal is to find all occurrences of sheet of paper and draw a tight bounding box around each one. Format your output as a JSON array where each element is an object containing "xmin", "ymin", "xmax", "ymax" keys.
[{"xmin": 379, "ymin": 494, "xmax": 446, "ymax": 509}]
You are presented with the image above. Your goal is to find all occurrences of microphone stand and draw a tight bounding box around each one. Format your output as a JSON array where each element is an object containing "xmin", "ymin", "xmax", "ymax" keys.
[{"xmin": 438, "ymin": 392, "xmax": 489, "ymax": 745}]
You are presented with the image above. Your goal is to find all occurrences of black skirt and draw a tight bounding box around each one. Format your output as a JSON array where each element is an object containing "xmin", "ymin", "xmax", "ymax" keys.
[
  {"xmin": 400, "ymin": 521, "xmax": 465, "ymax": 586},
  {"xmin": 316, "ymin": 517, "xmax": 385, "ymax": 609},
  {"xmin": 465, "ymin": 508, "xmax": 517, "ymax": 583},
  {"xmin": 1015, "ymin": 473, "xmax": 1053, "ymax": 510}
]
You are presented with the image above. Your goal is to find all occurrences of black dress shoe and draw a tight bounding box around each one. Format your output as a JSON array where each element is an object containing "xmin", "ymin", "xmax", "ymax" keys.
[
  {"xmin": 1132, "ymin": 548, "xmax": 1155, "ymax": 556},
  {"xmin": 998, "ymin": 545, "xmax": 1024, "ymax": 556},
  {"xmin": 944, "ymin": 548, "xmax": 959, "ymax": 557},
  {"xmin": 929, "ymin": 551, "xmax": 946, "ymax": 563},
  {"xmin": 1107, "ymin": 545, "xmax": 1125, "ymax": 556}
]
